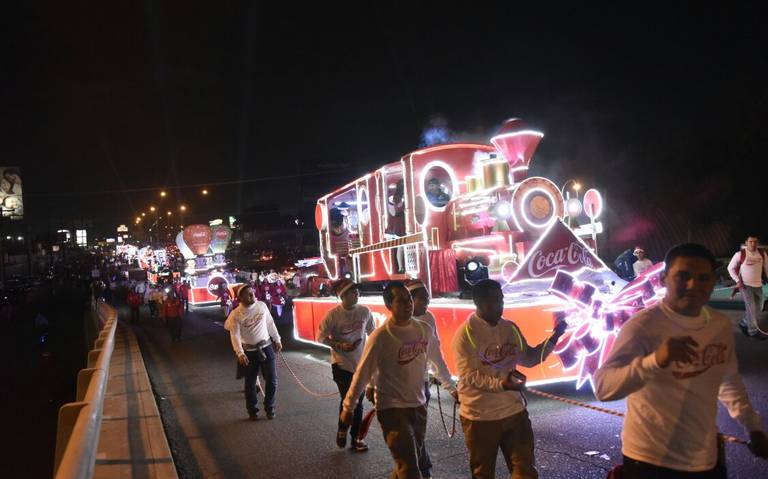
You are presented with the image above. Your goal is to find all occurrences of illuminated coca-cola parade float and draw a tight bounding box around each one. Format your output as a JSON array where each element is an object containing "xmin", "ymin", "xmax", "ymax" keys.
[
  {"xmin": 176, "ymin": 223, "xmax": 241, "ymax": 305},
  {"xmin": 294, "ymin": 118, "xmax": 665, "ymax": 389}
]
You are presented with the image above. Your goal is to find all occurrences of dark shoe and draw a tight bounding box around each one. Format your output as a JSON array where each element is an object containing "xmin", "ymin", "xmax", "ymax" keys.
[
  {"xmin": 750, "ymin": 333, "xmax": 768, "ymax": 341},
  {"xmin": 248, "ymin": 411, "xmax": 259, "ymax": 421},
  {"xmin": 266, "ymin": 408, "xmax": 275, "ymax": 420},
  {"xmin": 336, "ymin": 429, "xmax": 347, "ymax": 448},
  {"xmin": 350, "ymin": 438, "xmax": 368, "ymax": 452},
  {"xmin": 738, "ymin": 323, "xmax": 750, "ymax": 337}
]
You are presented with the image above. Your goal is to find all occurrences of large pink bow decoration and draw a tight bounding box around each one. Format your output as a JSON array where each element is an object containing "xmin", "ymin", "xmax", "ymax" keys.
[{"xmin": 548, "ymin": 263, "xmax": 666, "ymax": 390}]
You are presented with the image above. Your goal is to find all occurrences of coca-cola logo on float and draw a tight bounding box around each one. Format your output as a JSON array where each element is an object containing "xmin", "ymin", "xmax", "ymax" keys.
[
  {"xmin": 528, "ymin": 242, "xmax": 596, "ymax": 278},
  {"xmin": 511, "ymin": 220, "xmax": 606, "ymax": 282}
]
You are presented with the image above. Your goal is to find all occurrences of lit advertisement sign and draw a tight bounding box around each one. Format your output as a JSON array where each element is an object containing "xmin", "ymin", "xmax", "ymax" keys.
[{"xmin": 0, "ymin": 167, "xmax": 23, "ymax": 219}]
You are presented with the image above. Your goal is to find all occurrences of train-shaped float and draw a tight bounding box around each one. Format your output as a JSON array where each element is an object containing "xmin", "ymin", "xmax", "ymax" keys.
[{"xmin": 294, "ymin": 119, "xmax": 663, "ymax": 389}]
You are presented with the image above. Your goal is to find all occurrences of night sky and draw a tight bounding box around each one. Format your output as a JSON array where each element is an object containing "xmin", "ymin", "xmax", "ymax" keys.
[{"xmin": 3, "ymin": 2, "xmax": 766, "ymax": 256}]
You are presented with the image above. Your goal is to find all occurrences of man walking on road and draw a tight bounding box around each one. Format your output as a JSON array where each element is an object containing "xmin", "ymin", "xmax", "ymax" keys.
[
  {"xmin": 596, "ymin": 243, "xmax": 768, "ymax": 478},
  {"xmin": 316, "ymin": 278, "xmax": 375, "ymax": 452},
  {"xmin": 341, "ymin": 282, "xmax": 456, "ymax": 479},
  {"xmin": 406, "ymin": 279, "xmax": 455, "ymax": 479},
  {"xmin": 727, "ymin": 235, "xmax": 768, "ymax": 339},
  {"xmin": 225, "ymin": 284, "xmax": 282, "ymax": 421},
  {"xmin": 452, "ymin": 279, "xmax": 565, "ymax": 479}
]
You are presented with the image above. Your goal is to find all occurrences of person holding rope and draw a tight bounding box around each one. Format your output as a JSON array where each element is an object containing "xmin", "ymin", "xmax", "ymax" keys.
[
  {"xmin": 405, "ymin": 279, "xmax": 455, "ymax": 479},
  {"xmin": 595, "ymin": 243, "xmax": 768, "ymax": 478},
  {"xmin": 340, "ymin": 282, "xmax": 456, "ymax": 479},
  {"xmin": 225, "ymin": 284, "xmax": 282, "ymax": 421},
  {"xmin": 452, "ymin": 279, "xmax": 565, "ymax": 479},
  {"xmin": 316, "ymin": 278, "xmax": 375, "ymax": 452}
]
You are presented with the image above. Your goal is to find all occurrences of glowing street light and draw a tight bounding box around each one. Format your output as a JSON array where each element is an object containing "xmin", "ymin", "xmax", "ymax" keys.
[
  {"xmin": 201, "ymin": 189, "xmax": 209, "ymax": 195},
  {"xmin": 141, "ymin": 212, "xmax": 146, "ymax": 217},
  {"xmin": 572, "ymin": 182, "xmax": 582, "ymax": 192},
  {"xmin": 160, "ymin": 191, "xmax": 167, "ymax": 197},
  {"xmin": 150, "ymin": 206, "xmax": 156, "ymax": 212},
  {"xmin": 167, "ymin": 211, "xmax": 172, "ymax": 216},
  {"xmin": 180, "ymin": 205, "xmax": 187, "ymax": 212},
  {"xmin": 136, "ymin": 217, "xmax": 141, "ymax": 222}
]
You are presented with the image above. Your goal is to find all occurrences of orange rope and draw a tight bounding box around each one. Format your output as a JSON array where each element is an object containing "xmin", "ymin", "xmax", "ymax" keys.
[{"xmin": 526, "ymin": 387, "xmax": 748, "ymax": 445}]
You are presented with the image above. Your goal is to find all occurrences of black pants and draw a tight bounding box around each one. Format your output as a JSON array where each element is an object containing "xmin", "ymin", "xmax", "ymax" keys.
[
  {"xmin": 419, "ymin": 381, "xmax": 433, "ymax": 477},
  {"xmin": 166, "ymin": 317, "xmax": 182, "ymax": 340},
  {"xmin": 332, "ymin": 364, "xmax": 364, "ymax": 439},
  {"xmin": 130, "ymin": 307, "xmax": 140, "ymax": 323},
  {"xmin": 621, "ymin": 455, "xmax": 726, "ymax": 479},
  {"xmin": 181, "ymin": 298, "xmax": 189, "ymax": 312}
]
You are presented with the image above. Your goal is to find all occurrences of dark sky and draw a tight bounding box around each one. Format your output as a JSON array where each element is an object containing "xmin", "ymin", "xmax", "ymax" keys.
[{"xmin": 3, "ymin": 2, "xmax": 767, "ymax": 250}]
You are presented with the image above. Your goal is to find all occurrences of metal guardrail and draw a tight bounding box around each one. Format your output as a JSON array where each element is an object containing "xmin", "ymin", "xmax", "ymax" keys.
[{"xmin": 53, "ymin": 299, "xmax": 118, "ymax": 479}]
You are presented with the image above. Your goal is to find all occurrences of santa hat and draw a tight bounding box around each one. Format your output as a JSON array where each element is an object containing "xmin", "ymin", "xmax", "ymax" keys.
[
  {"xmin": 333, "ymin": 278, "xmax": 357, "ymax": 296},
  {"xmin": 404, "ymin": 279, "xmax": 427, "ymax": 293}
]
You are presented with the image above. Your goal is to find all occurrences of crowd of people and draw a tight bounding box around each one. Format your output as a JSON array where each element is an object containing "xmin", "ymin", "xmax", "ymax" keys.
[{"xmin": 218, "ymin": 238, "xmax": 767, "ymax": 479}]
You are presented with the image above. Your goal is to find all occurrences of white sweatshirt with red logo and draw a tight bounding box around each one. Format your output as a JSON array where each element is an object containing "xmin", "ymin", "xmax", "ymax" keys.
[
  {"xmin": 595, "ymin": 303, "xmax": 763, "ymax": 472},
  {"xmin": 343, "ymin": 317, "xmax": 455, "ymax": 413},
  {"xmin": 414, "ymin": 311, "xmax": 453, "ymax": 383},
  {"xmin": 316, "ymin": 304, "xmax": 375, "ymax": 373},
  {"xmin": 452, "ymin": 313, "xmax": 557, "ymax": 421}
]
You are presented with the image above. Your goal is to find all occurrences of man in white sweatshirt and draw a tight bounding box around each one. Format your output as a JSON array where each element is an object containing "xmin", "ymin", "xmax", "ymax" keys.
[
  {"xmin": 341, "ymin": 282, "xmax": 456, "ymax": 479},
  {"xmin": 405, "ymin": 279, "xmax": 455, "ymax": 479},
  {"xmin": 452, "ymin": 279, "xmax": 565, "ymax": 479},
  {"xmin": 595, "ymin": 243, "xmax": 768, "ymax": 478},
  {"xmin": 316, "ymin": 278, "xmax": 375, "ymax": 452},
  {"xmin": 727, "ymin": 235, "xmax": 768, "ymax": 339},
  {"xmin": 225, "ymin": 284, "xmax": 282, "ymax": 421}
]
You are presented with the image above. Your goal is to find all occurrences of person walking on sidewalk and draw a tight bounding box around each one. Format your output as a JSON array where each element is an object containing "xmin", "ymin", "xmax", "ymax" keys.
[
  {"xmin": 225, "ymin": 284, "xmax": 282, "ymax": 421},
  {"xmin": 341, "ymin": 282, "xmax": 456, "ymax": 479},
  {"xmin": 596, "ymin": 243, "xmax": 768, "ymax": 478},
  {"xmin": 316, "ymin": 278, "xmax": 375, "ymax": 452},
  {"xmin": 727, "ymin": 235, "xmax": 768, "ymax": 339},
  {"xmin": 405, "ymin": 279, "xmax": 455, "ymax": 479},
  {"xmin": 452, "ymin": 279, "xmax": 566, "ymax": 479}
]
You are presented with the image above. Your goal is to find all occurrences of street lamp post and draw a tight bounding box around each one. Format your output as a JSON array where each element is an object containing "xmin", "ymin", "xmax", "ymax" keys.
[{"xmin": 561, "ymin": 179, "xmax": 582, "ymax": 228}]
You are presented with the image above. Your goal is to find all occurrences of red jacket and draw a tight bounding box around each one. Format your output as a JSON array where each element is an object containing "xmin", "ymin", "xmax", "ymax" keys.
[
  {"xmin": 127, "ymin": 292, "xmax": 141, "ymax": 308},
  {"xmin": 163, "ymin": 299, "xmax": 183, "ymax": 319}
]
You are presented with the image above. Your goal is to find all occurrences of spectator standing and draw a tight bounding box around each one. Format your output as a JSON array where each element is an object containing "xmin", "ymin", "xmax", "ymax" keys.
[
  {"xmin": 632, "ymin": 247, "xmax": 653, "ymax": 277},
  {"xmin": 727, "ymin": 235, "xmax": 768, "ymax": 339}
]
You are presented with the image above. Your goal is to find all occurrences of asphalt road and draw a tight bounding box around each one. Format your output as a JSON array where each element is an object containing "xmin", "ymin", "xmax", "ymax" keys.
[{"xmin": 129, "ymin": 304, "xmax": 768, "ymax": 479}]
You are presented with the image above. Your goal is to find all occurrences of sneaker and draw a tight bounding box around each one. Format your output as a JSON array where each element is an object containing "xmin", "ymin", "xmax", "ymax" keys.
[
  {"xmin": 336, "ymin": 429, "xmax": 348, "ymax": 448},
  {"xmin": 266, "ymin": 408, "xmax": 276, "ymax": 420},
  {"xmin": 350, "ymin": 438, "xmax": 368, "ymax": 452}
]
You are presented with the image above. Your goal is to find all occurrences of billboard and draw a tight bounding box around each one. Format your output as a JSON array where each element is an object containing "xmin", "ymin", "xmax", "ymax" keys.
[{"xmin": 0, "ymin": 167, "xmax": 23, "ymax": 219}]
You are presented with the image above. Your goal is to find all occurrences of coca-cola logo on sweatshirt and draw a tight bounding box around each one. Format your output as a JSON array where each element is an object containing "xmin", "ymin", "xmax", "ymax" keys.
[
  {"xmin": 672, "ymin": 343, "xmax": 727, "ymax": 379},
  {"xmin": 481, "ymin": 342, "xmax": 518, "ymax": 366},
  {"xmin": 339, "ymin": 321, "xmax": 363, "ymax": 336},
  {"xmin": 398, "ymin": 340, "xmax": 428, "ymax": 365}
]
